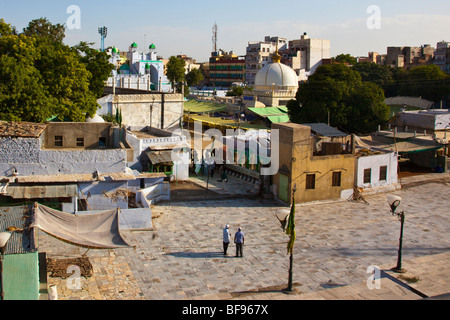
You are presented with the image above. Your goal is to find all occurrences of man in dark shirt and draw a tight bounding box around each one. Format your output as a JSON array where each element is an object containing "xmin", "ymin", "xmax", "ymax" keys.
[{"xmin": 234, "ymin": 227, "xmax": 245, "ymax": 257}]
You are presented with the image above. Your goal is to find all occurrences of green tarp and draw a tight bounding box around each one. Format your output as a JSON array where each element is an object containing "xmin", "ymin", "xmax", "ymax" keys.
[
  {"xmin": 267, "ymin": 115, "xmax": 290, "ymax": 123},
  {"xmin": 247, "ymin": 107, "xmax": 290, "ymax": 123}
]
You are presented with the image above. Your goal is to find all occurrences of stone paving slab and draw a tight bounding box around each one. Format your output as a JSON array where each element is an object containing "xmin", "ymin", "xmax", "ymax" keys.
[{"xmin": 38, "ymin": 173, "xmax": 450, "ymax": 300}]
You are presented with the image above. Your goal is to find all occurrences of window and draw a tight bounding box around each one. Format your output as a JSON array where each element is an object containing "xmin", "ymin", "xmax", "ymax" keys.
[
  {"xmin": 332, "ymin": 171, "xmax": 341, "ymax": 187},
  {"xmin": 306, "ymin": 174, "xmax": 316, "ymax": 190},
  {"xmin": 54, "ymin": 136, "xmax": 63, "ymax": 147},
  {"xmin": 379, "ymin": 166, "xmax": 387, "ymax": 181},
  {"xmin": 76, "ymin": 138, "xmax": 84, "ymax": 147},
  {"xmin": 364, "ymin": 168, "xmax": 372, "ymax": 184}
]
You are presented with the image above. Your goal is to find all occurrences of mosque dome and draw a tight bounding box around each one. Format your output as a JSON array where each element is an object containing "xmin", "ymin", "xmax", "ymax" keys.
[
  {"xmin": 112, "ymin": 47, "xmax": 118, "ymax": 54},
  {"xmin": 149, "ymin": 43, "xmax": 156, "ymax": 50},
  {"xmin": 254, "ymin": 52, "xmax": 299, "ymax": 90},
  {"xmin": 86, "ymin": 114, "xmax": 105, "ymax": 123},
  {"xmin": 131, "ymin": 42, "xmax": 138, "ymax": 48}
]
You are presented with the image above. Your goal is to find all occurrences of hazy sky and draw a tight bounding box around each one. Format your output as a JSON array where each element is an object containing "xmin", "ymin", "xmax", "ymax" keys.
[{"xmin": 2, "ymin": 0, "xmax": 450, "ymax": 61}]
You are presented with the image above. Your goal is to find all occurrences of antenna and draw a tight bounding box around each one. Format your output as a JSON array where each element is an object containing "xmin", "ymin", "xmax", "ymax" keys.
[
  {"xmin": 212, "ymin": 22, "xmax": 218, "ymax": 53},
  {"xmin": 98, "ymin": 26, "xmax": 108, "ymax": 52}
]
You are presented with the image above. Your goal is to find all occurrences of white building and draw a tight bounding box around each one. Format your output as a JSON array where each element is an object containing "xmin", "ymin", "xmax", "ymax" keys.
[
  {"xmin": 107, "ymin": 42, "xmax": 172, "ymax": 92},
  {"xmin": 355, "ymin": 147, "xmax": 400, "ymax": 195},
  {"xmin": 394, "ymin": 109, "xmax": 450, "ymax": 140},
  {"xmin": 245, "ymin": 36, "xmax": 287, "ymax": 86},
  {"xmin": 286, "ymin": 33, "xmax": 331, "ymax": 77}
]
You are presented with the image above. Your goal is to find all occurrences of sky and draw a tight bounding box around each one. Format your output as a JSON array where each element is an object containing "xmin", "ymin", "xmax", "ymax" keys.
[{"xmin": 2, "ymin": 0, "xmax": 450, "ymax": 62}]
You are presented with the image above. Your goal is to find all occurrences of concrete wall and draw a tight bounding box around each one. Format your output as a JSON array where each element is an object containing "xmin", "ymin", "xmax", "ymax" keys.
[
  {"xmin": 136, "ymin": 182, "xmax": 170, "ymax": 207},
  {"xmin": 43, "ymin": 123, "xmax": 114, "ymax": 149},
  {"xmin": 99, "ymin": 93, "xmax": 184, "ymax": 131},
  {"xmin": 77, "ymin": 180, "xmax": 130, "ymax": 211},
  {"xmin": 395, "ymin": 110, "xmax": 450, "ymax": 131},
  {"xmin": 0, "ymin": 137, "xmax": 127, "ymax": 177},
  {"xmin": 356, "ymin": 151, "xmax": 399, "ymax": 193}
]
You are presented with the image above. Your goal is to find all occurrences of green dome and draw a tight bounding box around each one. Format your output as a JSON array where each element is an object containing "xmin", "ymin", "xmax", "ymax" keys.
[
  {"xmin": 131, "ymin": 42, "xmax": 138, "ymax": 48},
  {"xmin": 145, "ymin": 63, "xmax": 151, "ymax": 69},
  {"xmin": 112, "ymin": 47, "xmax": 118, "ymax": 53},
  {"xmin": 149, "ymin": 43, "xmax": 156, "ymax": 49}
]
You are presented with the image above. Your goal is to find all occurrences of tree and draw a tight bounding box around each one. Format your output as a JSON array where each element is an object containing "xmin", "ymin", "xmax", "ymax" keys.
[
  {"xmin": 166, "ymin": 56, "xmax": 186, "ymax": 93},
  {"xmin": 185, "ymin": 67, "xmax": 204, "ymax": 87},
  {"xmin": 287, "ymin": 64, "xmax": 389, "ymax": 134},
  {"xmin": 74, "ymin": 42, "xmax": 115, "ymax": 98},
  {"xmin": 226, "ymin": 86, "xmax": 245, "ymax": 97},
  {"xmin": 22, "ymin": 17, "xmax": 65, "ymax": 43},
  {"xmin": 0, "ymin": 18, "xmax": 106, "ymax": 122},
  {"xmin": 334, "ymin": 54, "xmax": 357, "ymax": 65},
  {"xmin": 395, "ymin": 65, "xmax": 450, "ymax": 102},
  {"xmin": 351, "ymin": 62, "xmax": 394, "ymax": 87}
]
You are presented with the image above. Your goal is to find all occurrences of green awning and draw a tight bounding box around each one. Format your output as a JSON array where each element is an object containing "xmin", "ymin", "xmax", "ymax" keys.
[
  {"xmin": 247, "ymin": 107, "xmax": 288, "ymax": 117},
  {"xmin": 267, "ymin": 115, "xmax": 290, "ymax": 123}
]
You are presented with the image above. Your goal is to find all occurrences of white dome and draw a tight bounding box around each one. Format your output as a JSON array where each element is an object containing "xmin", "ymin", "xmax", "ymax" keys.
[
  {"xmin": 254, "ymin": 62, "xmax": 299, "ymax": 89},
  {"xmin": 86, "ymin": 114, "xmax": 105, "ymax": 123}
]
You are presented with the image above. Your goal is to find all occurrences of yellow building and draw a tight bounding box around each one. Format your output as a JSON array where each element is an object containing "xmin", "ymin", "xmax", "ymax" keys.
[{"xmin": 272, "ymin": 122, "xmax": 355, "ymax": 204}]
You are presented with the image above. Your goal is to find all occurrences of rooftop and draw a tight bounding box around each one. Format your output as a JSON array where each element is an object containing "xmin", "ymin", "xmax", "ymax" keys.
[
  {"xmin": 0, "ymin": 204, "xmax": 37, "ymax": 254},
  {"xmin": 0, "ymin": 122, "xmax": 47, "ymax": 138}
]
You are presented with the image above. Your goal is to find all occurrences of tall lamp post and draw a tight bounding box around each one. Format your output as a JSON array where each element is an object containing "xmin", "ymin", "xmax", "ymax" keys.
[
  {"xmin": 387, "ymin": 195, "xmax": 406, "ymax": 273},
  {"xmin": 0, "ymin": 232, "xmax": 12, "ymax": 300}
]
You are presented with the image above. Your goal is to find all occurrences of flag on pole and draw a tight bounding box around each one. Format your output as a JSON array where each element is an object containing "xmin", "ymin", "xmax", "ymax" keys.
[{"xmin": 286, "ymin": 200, "xmax": 296, "ymax": 254}]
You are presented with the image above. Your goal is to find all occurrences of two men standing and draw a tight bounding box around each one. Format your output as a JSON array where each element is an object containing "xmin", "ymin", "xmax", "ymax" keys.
[{"xmin": 223, "ymin": 225, "xmax": 244, "ymax": 257}]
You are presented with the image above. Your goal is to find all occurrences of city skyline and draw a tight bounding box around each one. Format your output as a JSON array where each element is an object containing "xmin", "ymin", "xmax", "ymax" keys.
[{"xmin": 2, "ymin": 0, "xmax": 450, "ymax": 62}]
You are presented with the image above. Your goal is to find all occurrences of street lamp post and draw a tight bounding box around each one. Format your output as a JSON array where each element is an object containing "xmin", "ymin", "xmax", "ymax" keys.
[
  {"xmin": 387, "ymin": 195, "xmax": 406, "ymax": 273},
  {"xmin": 0, "ymin": 232, "xmax": 12, "ymax": 300}
]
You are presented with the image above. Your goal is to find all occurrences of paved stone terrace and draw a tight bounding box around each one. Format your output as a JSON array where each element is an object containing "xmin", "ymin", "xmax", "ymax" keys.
[{"xmin": 38, "ymin": 173, "xmax": 450, "ymax": 300}]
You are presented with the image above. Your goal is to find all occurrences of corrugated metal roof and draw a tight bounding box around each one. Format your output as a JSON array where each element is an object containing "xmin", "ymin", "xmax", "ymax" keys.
[
  {"xmin": 303, "ymin": 123, "xmax": 348, "ymax": 137},
  {"xmin": 145, "ymin": 150, "xmax": 174, "ymax": 164},
  {"xmin": 6, "ymin": 184, "xmax": 78, "ymax": 199},
  {"xmin": 0, "ymin": 205, "xmax": 37, "ymax": 254}
]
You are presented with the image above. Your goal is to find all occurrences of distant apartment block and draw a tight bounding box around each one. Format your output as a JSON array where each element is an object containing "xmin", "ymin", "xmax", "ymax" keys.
[
  {"xmin": 374, "ymin": 45, "xmax": 435, "ymax": 69},
  {"xmin": 280, "ymin": 33, "xmax": 331, "ymax": 78},
  {"xmin": 434, "ymin": 41, "xmax": 450, "ymax": 73},
  {"xmin": 208, "ymin": 49, "xmax": 246, "ymax": 87},
  {"xmin": 245, "ymin": 36, "xmax": 288, "ymax": 86},
  {"xmin": 245, "ymin": 34, "xmax": 330, "ymax": 85}
]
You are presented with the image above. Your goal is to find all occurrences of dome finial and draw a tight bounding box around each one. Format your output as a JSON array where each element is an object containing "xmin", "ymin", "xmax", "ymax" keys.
[{"xmin": 272, "ymin": 44, "xmax": 281, "ymax": 63}]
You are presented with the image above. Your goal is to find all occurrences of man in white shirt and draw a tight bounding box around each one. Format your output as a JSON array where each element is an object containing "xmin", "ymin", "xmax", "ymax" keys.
[{"xmin": 223, "ymin": 225, "xmax": 231, "ymax": 255}]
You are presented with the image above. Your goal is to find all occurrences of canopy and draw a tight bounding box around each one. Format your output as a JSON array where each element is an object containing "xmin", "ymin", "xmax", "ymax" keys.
[
  {"xmin": 247, "ymin": 107, "xmax": 290, "ymax": 123},
  {"xmin": 31, "ymin": 203, "xmax": 132, "ymax": 249}
]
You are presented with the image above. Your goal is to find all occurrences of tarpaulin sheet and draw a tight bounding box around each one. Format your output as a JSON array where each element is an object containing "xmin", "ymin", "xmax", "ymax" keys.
[{"xmin": 31, "ymin": 203, "xmax": 131, "ymax": 249}]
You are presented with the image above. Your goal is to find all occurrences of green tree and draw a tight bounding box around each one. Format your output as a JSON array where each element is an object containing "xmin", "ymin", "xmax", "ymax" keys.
[
  {"xmin": 351, "ymin": 62, "xmax": 394, "ymax": 87},
  {"xmin": 226, "ymin": 86, "xmax": 247, "ymax": 97},
  {"xmin": 166, "ymin": 56, "xmax": 186, "ymax": 93},
  {"xmin": 333, "ymin": 54, "xmax": 357, "ymax": 65},
  {"xmin": 287, "ymin": 64, "xmax": 389, "ymax": 134},
  {"xmin": 0, "ymin": 18, "xmax": 105, "ymax": 122},
  {"xmin": 22, "ymin": 17, "xmax": 65, "ymax": 43},
  {"xmin": 395, "ymin": 65, "xmax": 450, "ymax": 102},
  {"xmin": 0, "ymin": 18, "xmax": 16, "ymax": 36},
  {"xmin": 185, "ymin": 67, "xmax": 204, "ymax": 87},
  {"xmin": 74, "ymin": 41, "xmax": 115, "ymax": 98}
]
